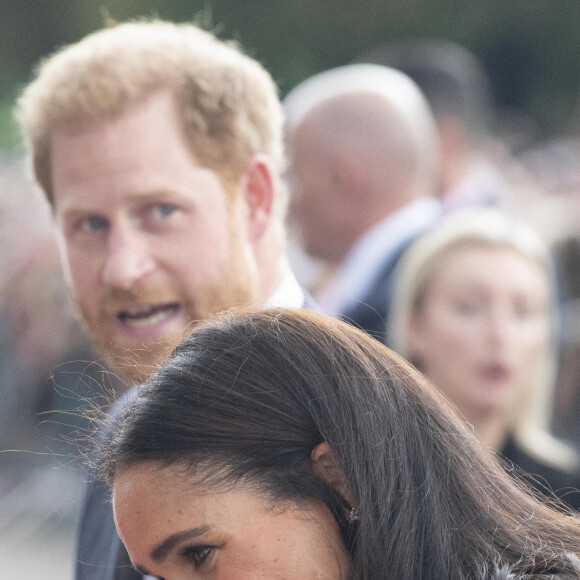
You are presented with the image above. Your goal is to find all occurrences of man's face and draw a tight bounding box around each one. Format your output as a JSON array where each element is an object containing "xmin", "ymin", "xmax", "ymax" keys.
[
  {"xmin": 51, "ymin": 91, "xmax": 259, "ymax": 383},
  {"xmin": 288, "ymin": 118, "xmax": 352, "ymax": 263}
]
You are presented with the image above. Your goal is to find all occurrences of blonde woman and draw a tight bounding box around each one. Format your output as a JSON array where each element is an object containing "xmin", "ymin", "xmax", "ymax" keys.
[{"xmin": 391, "ymin": 208, "xmax": 580, "ymax": 508}]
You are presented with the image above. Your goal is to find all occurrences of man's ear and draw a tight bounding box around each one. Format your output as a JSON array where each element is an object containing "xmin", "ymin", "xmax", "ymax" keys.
[
  {"xmin": 333, "ymin": 150, "xmax": 370, "ymax": 202},
  {"xmin": 241, "ymin": 154, "xmax": 275, "ymax": 242},
  {"xmin": 311, "ymin": 442, "xmax": 355, "ymax": 507}
]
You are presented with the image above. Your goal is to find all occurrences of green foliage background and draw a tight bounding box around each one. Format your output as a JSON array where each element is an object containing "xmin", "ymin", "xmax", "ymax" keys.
[{"xmin": 2, "ymin": 0, "xmax": 580, "ymax": 150}]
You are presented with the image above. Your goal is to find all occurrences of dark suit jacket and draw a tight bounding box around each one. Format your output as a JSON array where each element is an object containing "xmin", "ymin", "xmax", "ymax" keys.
[
  {"xmin": 500, "ymin": 436, "xmax": 580, "ymax": 511},
  {"xmin": 339, "ymin": 234, "xmax": 421, "ymax": 346},
  {"xmin": 75, "ymin": 391, "xmax": 141, "ymax": 580}
]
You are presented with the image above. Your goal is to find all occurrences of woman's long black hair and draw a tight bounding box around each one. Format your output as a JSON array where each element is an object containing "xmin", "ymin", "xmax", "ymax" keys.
[{"xmin": 102, "ymin": 308, "xmax": 580, "ymax": 579}]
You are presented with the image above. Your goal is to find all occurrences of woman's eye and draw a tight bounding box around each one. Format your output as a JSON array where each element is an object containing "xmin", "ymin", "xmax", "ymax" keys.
[
  {"xmin": 151, "ymin": 203, "xmax": 176, "ymax": 219},
  {"xmin": 180, "ymin": 545, "xmax": 214, "ymax": 570},
  {"xmin": 514, "ymin": 305, "xmax": 531, "ymax": 319},
  {"xmin": 513, "ymin": 302, "xmax": 542, "ymax": 321},
  {"xmin": 454, "ymin": 299, "xmax": 481, "ymax": 315}
]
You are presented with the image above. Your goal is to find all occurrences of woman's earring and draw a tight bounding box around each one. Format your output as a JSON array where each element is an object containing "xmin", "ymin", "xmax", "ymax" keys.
[{"xmin": 346, "ymin": 506, "xmax": 359, "ymax": 523}]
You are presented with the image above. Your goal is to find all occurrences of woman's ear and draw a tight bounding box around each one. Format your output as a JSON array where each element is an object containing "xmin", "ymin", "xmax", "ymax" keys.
[{"xmin": 311, "ymin": 442, "xmax": 355, "ymax": 508}]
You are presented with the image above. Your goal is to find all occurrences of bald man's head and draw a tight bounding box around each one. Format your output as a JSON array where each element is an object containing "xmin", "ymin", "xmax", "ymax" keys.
[{"xmin": 285, "ymin": 65, "xmax": 438, "ymax": 262}]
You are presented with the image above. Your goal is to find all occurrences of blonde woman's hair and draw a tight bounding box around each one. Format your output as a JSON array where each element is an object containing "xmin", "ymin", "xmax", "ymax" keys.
[
  {"xmin": 16, "ymin": 19, "xmax": 287, "ymax": 217},
  {"xmin": 391, "ymin": 208, "xmax": 578, "ymax": 472}
]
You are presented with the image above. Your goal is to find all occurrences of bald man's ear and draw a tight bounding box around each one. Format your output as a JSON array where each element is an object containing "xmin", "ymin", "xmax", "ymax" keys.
[
  {"xmin": 311, "ymin": 442, "xmax": 355, "ymax": 507},
  {"xmin": 241, "ymin": 154, "xmax": 275, "ymax": 242}
]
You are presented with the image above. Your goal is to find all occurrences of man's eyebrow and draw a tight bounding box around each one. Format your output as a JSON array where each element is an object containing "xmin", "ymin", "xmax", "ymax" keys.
[
  {"xmin": 151, "ymin": 525, "xmax": 211, "ymax": 562},
  {"xmin": 58, "ymin": 187, "xmax": 180, "ymax": 213}
]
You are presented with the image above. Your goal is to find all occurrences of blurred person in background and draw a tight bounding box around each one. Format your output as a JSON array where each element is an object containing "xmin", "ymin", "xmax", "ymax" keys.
[
  {"xmin": 0, "ymin": 154, "xmax": 62, "ymax": 461},
  {"xmin": 17, "ymin": 19, "xmax": 305, "ymax": 580},
  {"xmin": 358, "ymin": 39, "xmax": 511, "ymax": 212},
  {"xmin": 390, "ymin": 208, "xmax": 580, "ymax": 509},
  {"xmin": 284, "ymin": 64, "xmax": 440, "ymax": 342},
  {"xmin": 517, "ymin": 137, "xmax": 580, "ymax": 445},
  {"xmin": 0, "ymin": 155, "xmax": 111, "ymax": 580},
  {"xmin": 0, "ymin": 155, "xmax": 103, "ymax": 485}
]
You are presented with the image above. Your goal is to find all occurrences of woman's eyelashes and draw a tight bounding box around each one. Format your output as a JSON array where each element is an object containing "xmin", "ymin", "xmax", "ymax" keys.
[{"xmin": 180, "ymin": 544, "xmax": 215, "ymax": 570}]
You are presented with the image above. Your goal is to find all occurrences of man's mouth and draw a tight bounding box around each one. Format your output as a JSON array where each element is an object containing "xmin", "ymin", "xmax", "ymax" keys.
[{"xmin": 117, "ymin": 303, "xmax": 180, "ymax": 328}]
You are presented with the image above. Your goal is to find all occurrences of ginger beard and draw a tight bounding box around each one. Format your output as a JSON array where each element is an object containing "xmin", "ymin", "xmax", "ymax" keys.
[{"xmin": 74, "ymin": 219, "xmax": 259, "ymax": 385}]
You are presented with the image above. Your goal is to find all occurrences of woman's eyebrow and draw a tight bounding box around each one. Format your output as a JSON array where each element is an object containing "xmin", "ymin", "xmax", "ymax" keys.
[{"xmin": 151, "ymin": 525, "xmax": 212, "ymax": 562}]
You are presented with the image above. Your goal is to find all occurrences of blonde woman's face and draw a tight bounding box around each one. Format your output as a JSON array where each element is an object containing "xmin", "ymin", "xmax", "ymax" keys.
[{"xmin": 407, "ymin": 246, "xmax": 550, "ymax": 421}]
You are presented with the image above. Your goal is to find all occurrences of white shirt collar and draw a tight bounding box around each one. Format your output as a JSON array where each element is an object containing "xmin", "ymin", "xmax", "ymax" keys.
[
  {"xmin": 265, "ymin": 262, "xmax": 305, "ymax": 308},
  {"xmin": 316, "ymin": 198, "xmax": 441, "ymax": 317}
]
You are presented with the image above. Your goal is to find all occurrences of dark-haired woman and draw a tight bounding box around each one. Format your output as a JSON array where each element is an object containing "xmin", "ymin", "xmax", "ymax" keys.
[{"xmin": 103, "ymin": 309, "xmax": 580, "ymax": 579}]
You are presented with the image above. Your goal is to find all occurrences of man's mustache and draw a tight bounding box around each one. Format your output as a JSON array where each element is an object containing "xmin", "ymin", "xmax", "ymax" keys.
[{"xmin": 100, "ymin": 285, "xmax": 183, "ymax": 316}]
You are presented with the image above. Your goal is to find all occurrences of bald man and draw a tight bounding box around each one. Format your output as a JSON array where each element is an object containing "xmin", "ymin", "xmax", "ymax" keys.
[{"xmin": 285, "ymin": 64, "xmax": 441, "ymax": 343}]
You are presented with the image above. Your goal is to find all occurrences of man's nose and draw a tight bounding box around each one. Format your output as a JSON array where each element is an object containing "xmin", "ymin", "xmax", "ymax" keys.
[{"xmin": 101, "ymin": 224, "xmax": 155, "ymax": 290}]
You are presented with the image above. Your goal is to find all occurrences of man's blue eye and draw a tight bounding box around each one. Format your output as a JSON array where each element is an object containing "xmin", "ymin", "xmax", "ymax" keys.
[
  {"xmin": 85, "ymin": 216, "xmax": 108, "ymax": 231},
  {"xmin": 153, "ymin": 204, "xmax": 176, "ymax": 218}
]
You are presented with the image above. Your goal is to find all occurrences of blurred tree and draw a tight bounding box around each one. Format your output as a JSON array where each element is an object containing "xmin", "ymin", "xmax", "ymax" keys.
[{"xmin": 2, "ymin": 0, "xmax": 580, "ymax": 149}]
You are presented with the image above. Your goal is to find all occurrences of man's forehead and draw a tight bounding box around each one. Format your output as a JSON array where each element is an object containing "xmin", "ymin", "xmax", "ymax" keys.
[
  {"xmin": 51, "ymin": 90, "xmax": 180, "ymax": 150},
  {"xmin": 50, "ymin": 94, "xmax": 190, "ymax": 203}
]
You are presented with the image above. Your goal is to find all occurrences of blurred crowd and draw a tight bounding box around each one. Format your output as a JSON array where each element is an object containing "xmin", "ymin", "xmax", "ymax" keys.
[
  {"xmin": 0, "ymin": 155, "xmax": 121, "ymax": 577},
  {"xmin": 2, "ymin": 35, "xmax": 580, "ymax": 577},
  {"xmin": 285, "ymin": 40, "xmax": 580, "ymax": 446}
]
